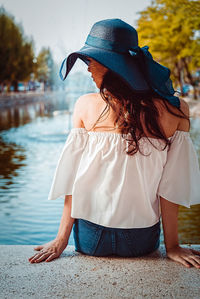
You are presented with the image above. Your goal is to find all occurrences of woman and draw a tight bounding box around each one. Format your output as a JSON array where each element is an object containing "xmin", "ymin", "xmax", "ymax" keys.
[{"xmin": 28, "ymin": 19, "xmax": 200, "ymax": 268}]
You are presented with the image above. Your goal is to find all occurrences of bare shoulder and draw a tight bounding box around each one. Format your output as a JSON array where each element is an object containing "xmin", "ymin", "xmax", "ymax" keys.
[
  {"xmin": 75, "ymin": 93, "xmax": 100, "ymax": 109},
  {"xmin": 153, "ymin": 97, "xmax": 189, "ymax": 115},
  {"xmin": 179, "ymin": 98, "xmax": 190, "ymax": 117},
  {"xmin": 152, "ymin": 97, "xmax": 190, "ymax": 134},
  {"xmin": 78, "ymin": 92, "xmax": 100, "ymax": 100},
  {"xmin": 72, "ymin": 93, "xmax": 93, "ymax": 127},
  {"xmin": 73, "ymin": 93, "xmax": 100, "ymax": 127}
]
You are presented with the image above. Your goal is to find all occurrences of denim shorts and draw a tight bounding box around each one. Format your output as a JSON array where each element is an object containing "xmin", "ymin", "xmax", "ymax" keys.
[{"xmin": 73, "ymin": 219, "xmax": 161, "ymax": 257}]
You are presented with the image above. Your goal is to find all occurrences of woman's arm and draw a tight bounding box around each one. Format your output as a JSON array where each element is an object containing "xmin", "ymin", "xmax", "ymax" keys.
[
  {"xmin": 160, "ymin": 196, "xmax": 179, "ymax": 251},
  {"xmin": 29, "ymin": 96, "xmax": 87, "ymax": 264},
  {"xmin": 160, "ymin": 196, "xmax": 200, "ymax": 269},
  {"xmin": 56, "ymin": 195, "xmax": 75, "ymax": 243},
  {"xmin": 29, "ymin": 196, "xmax": 74, "ymax": 263}
]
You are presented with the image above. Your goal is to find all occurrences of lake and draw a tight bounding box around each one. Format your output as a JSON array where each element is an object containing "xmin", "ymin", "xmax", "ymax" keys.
[{"xmin": 0, "ymin": 92, "xmax": 200, "ymax": 246}]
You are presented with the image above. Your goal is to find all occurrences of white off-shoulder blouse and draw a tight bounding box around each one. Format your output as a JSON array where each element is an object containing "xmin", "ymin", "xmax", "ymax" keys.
[{"xmin": 48, "ymin": 127, "xmax": 200, "ymax": 228}]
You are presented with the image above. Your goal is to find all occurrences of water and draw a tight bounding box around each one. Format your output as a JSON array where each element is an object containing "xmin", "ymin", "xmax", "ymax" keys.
[
  {"xmin": 0, "ymin": 94, "xmax": 200, "ymax": 246},
  {"xmin": 0, "ymin": 92, "xmax": 78, "ymax": 245}
]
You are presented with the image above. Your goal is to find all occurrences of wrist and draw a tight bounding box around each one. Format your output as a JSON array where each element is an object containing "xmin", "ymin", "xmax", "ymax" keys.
[
  {"xmin": 55, "ymin": 235, "xmax": 69, "ymax": 246},
  {"xmin": 165, "ymin": 243, "xmax": 180, "ymax": 252}
]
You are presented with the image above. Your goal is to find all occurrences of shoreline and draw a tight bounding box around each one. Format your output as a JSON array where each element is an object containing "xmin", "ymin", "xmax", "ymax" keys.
[
  {"xmin": 0, "ymin": 92, "xmax": 200, "ymax": 118},
  {"xmin": 0, "ymin": 91, "xmax": 64, "ymax": 109}
]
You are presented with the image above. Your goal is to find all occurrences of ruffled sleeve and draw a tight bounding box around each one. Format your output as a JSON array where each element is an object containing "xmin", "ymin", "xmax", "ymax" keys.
[
  {"xmin": 157, "ymin": 130, "xmax": 200, "ymax": 208},
  {"xmin": 48, "ymin": 127, "xmax": 89, "ymax": 200}
]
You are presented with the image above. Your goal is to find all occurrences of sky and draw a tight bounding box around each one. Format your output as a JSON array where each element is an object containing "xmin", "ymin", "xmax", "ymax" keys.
[{"xmin": 0, "ymin": 0, "xmax": 151, "ymax": 71}]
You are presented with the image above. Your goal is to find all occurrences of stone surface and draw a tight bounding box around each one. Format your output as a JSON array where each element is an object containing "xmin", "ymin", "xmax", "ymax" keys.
[{"xmin": 0, "ymin": 245, "xmax": 200, "ymax": 299}]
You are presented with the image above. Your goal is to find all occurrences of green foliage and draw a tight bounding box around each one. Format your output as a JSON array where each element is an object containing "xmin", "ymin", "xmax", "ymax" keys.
[
  {"xmin": 0, "ymin": 6, "xmax": 35, "ymax": 90},
  {"xmin": 34, "ymin": 47, "xmax": 56, "ymax": 89},
  {"xmin": 137, "ymin": 0, "xmax": 200, "ymax": 97}
]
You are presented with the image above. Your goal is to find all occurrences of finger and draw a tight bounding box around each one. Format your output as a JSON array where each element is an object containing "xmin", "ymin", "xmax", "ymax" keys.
[
  {"xmin": 29, "ymin": 253, "xmax": 40, "ymax": 261},
  {"xmin": 33, "ymin": 253, "xmax": 50, "ymax": 263},
  {"xmin": 191, "ymin": 249, "xmax": 200, "ymax": 256},
  {"xmin": 29, "ymin": 253, "xmax": 43, "ymax": 263},
  {"xmin": 29, "ymin": 249, "xmax": 46, "ymax": 260},
  {"xmin": 172, "ymin": 256, "xmax": 192, "ymax": 268},
  {"xmin": 30, "ymin": 255, "xmax": 45, "ymax": 263},
  {"xmin": 184, "ymin": 256, "xmax": 200, "ymax": 269},
  {"xmin": 29, "ymin": 257, "xmax": 40, "ymax": 263},
  {"xmin": 34, "ymin": 245, "xmax": 43, "ymax": 251},
  {"xmin": 29, "ymin": 255, "xmax": 37, "ymax": 261},
  {"xmin": 190, "ymin": 254, "xmax": 200, "ymax": 263},
  {"xmin": 45, "ymin": 253, "xmax": 57, "ymax": 262}
]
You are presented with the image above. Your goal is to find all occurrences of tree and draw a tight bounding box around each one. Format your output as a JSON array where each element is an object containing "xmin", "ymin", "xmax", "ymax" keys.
[
  {"xmin": 137, "ymin": 0, "xmax": 200, "ymax": 99},
  {"xmin": 0, "ymin": 6, "xmax": 35, "ymax": 91},
  {"xmin": 34, "ymin": 47, "xmax": 56, "ymax": 90}
]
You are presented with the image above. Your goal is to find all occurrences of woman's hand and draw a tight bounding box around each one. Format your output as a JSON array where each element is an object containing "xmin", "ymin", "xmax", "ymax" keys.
[
  {"xmin": 28, "ymin": 238, "xmax": 68, "ymax": 263},
  {"xmin": 166, "ymin": 245, "xmax": 200, "ymax": 269}
]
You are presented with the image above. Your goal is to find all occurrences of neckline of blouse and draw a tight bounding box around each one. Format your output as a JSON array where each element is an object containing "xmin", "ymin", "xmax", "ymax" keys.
[{"xmin": 71, "ymin": 127, "xmax": 189, "ymax": 140}]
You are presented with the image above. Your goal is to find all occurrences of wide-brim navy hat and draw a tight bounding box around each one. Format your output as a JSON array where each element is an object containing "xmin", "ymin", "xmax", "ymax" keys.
[{"xmin": 60, "ymin": 18, "xmax": 180, "ymax": 108}]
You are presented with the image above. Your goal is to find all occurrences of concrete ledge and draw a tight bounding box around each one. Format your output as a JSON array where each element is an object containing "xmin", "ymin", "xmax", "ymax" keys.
[{"xmin": 0, "ymin": 245, "xmax": 200, "ymax": 298}]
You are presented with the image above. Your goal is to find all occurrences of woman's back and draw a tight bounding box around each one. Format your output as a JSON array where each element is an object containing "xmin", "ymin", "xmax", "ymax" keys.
[
  {"xmin": 50, "ymin": 90, "xmax": 200, "ymax": 229},
  {"xmin": 80, "ymin": 93, "xmax": 190, "ymax": 137},
  {"xmin": 30, "ymin": 18, "xmax": 200, "ymax": 267}
]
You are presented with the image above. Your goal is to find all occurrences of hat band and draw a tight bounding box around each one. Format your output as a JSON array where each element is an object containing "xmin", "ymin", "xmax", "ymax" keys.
[{"xmin": 85, "ymin": 35, "xmax": 130, "ymax": 53}]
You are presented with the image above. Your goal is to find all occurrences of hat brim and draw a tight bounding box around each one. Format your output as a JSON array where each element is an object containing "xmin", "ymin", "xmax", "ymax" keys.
[{"xmin": 62, "ymin": 45, "xmax": 150, "ymax": 92}]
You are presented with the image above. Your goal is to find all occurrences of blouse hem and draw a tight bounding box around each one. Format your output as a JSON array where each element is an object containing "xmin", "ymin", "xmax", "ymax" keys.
[{"xmin": 70, "ymin": 215, "xmax": 161, "ymax": 229}]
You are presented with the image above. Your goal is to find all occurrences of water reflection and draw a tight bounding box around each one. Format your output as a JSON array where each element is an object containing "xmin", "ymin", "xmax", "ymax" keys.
[
  {"xmin": 190, "ymin": 117, "xmax": 200, "ymax": 165},
  {"xmin": 0, "ymin": 136, "xmax": 26, "ymax": 188},
  {"xmin": 176, "ymin": 117, "xmax": 200, "ymax": 244},
  {"xmin": 0, "ymin": 94, "xmax": 199, "ymax": 245},
  {"xmin": 0, "ymin": 91, "xmax": 72, "ymax": 131},
  {"xmin": 178, "ymin": 205, "xmax": 200, "ymax": 244}
]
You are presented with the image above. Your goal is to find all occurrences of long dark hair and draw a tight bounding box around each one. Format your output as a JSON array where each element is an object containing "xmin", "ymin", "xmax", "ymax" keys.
[{"xmin": 90, "ymin": 69, "xmax": 190, "ymax": 156}]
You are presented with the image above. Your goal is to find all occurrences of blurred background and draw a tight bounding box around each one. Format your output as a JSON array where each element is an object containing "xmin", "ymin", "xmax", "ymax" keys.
[{"xmin": 0, "ymin": 0, "xmax": 199, "ymax": 246}]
